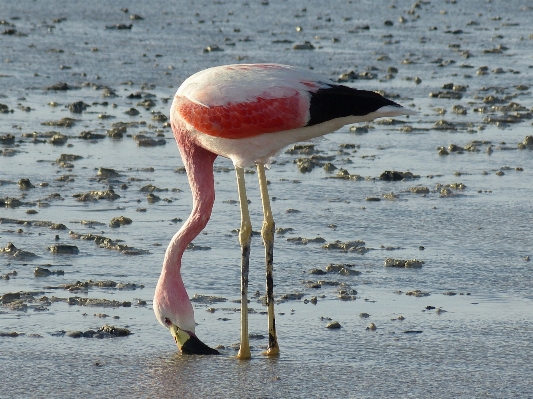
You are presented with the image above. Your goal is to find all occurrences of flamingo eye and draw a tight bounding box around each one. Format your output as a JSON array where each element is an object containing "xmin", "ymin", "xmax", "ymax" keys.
[{"xmin": 164, "ymin": 317, "xmax": 172, "ymax": 326}]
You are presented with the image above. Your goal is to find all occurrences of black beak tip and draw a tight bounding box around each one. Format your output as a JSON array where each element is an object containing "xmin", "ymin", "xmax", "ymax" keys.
[{"xmin": 181, "ymin": 334, "xmax": 220, "ymax": 355}]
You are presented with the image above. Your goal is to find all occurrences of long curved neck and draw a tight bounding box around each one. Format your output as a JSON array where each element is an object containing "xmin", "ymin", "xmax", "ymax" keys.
[
  {"xmin": 155, "ymin": 131, "xmax": 217, "ymax": 333},
  {"xmin": 165, "ymin": 133, "xmax": 218, "ymax": 270}
]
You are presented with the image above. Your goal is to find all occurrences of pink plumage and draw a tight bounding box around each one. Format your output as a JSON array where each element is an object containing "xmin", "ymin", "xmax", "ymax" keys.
[{"xmin": 175, "ymin": 93, "xmax": 307, "ymax": 139}]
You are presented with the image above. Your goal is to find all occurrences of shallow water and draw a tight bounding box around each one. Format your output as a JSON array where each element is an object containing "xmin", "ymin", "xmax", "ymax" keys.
[{"xmin": 1, "ymin": 0, "xmax": 533, "ymax": 398}]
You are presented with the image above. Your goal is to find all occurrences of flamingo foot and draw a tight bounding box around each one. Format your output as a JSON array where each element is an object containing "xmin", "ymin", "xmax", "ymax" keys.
[
  {"xmin": 237, "ymin": 344, "xmax": 252, "ymax": 360},
  {"xmin": 262, "ymin": 344, "xmax": 280, "ymax": 357}
]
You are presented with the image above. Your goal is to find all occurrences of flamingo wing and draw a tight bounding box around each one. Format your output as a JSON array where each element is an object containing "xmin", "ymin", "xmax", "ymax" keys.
[
  {"xmin": 174, "ymin": 63, "xmax": 409, "ymax": 140},
  {"xmin": 174, "ymin": 64, "xmax": 332, "ymax": 139}
]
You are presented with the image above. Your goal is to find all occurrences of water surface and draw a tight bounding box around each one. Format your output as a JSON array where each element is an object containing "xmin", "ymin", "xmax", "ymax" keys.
[{"xmin": 1, "ymin": 0, "xmax": 532, "ymax": 397}]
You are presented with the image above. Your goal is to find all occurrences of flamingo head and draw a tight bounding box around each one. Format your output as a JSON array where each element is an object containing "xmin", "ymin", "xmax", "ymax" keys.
[{"xmin": 154, "ymin": 283, "xmax": 220, "ymax": 355}]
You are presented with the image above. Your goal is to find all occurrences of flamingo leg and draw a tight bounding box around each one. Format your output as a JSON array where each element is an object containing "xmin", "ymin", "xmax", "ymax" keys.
[
  {"xmin": 235, "ymin": 166, "xmax": 252, "ymax": 359},
  {"xmin": 256, "ymin": 164, "xmax": 280, "ymax": 356}
]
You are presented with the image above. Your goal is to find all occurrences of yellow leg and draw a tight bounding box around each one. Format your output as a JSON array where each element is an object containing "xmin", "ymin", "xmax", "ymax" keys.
[
  {"xmin": 257, "ymin": 164, "xmax": 280, "ymax": 356},
  {"xmin": 235, "ymin": 167, "xmax": 251, "ymax": 360}
]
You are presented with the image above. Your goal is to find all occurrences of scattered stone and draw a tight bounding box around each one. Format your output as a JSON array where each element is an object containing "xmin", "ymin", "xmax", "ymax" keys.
[
  {"xmin": 325, "ymin": 263, "xmax": 361, "ymax": 275},
  {"xmin": 452, "ymin": 105, "xmax": 467, "ymax": 115},
  {"xmin": 406, "ymin": 290, "xmax": 430, "ymax": 297},
  {"xmin": 384, "ymin": 258, "xmax": 424, "ymax": 268},
  {"xmin": 48, "ymin": 244, "xmax": 79, "ymax": 255},
  {"xmin": 66, "ymin": 325, "xmax": 131, "ymax": 338},
  {"xmin": 322, "ymin": 240, "xmax": 368, "ymax": 254},
  {"xmin": 0, "ymin": 242, "xmax": 38, "ymax": 260},
  {"xmin": 58, "ymin": 154, "xmax": 83, "ymax": 162},
  {"xmin": 105, "ymin": 24, "xmax": 132, "ymax": 30},
  {"xmin": 276, "ymin": 227, "xmax": 294, "ymax": 235},
  {"xmin": 433, "ymin": 120, "xmax": 457, "ymax": 131},
  {"xmin": 0, "ymin": 292, "xmax": 21, "ymax": 303},
  {"xmin": 18, "ymin": 178, "xmax": 35, "ymax": 189},
  {"xmin": 440, "ymin": 187, "xmax": 454, "ymax": 197},
  {"xmin": 285, "ymin": 144, "xmax": 317, "ymax": 155},
  {"xmin": 0, "ymin": 134, "xmax": 15, "ymax": 144},
  {"xmin": 338, "ymin": 71, "xmax": 358, "ymax": 82},
  {"xmin": 68, "ymin": 101, "xmax": 90, "ymax": 113},
  {"xmin": 190, "ymin": 294, "xmax": 227, "ymax": 304},
  {"xmin": 0, "ymin": 331, "xmax": 20, "ymax": 337},
  {"xmin": 33, "ymin": 221, "xmax": 68, "ymax": 230},
  {"xmin": 34, "ymin": 267, "xmax": 64, "ymax": 277},
  {"xmin": 107, "ymin": 127, "xmax": 125, "ymax": 138},
  {"xmin": 137, "ymin": 99, "xmax": 156, "ymax": 109},
  {"xmin": 152, "ymin": 111, "xmax": 168, "ymax": 122},
  {"xmin": 136, "ymin": 137, "xmax": 166, "ymax": 147},
  {"xmin": 447, "ymin": 182, "xmax": 466, "ymax": 190},
  {"xmin": 429, "ymin": 91, "xmax": 462, "ymax": 99},
  {"xmin": 519, "ymin": 135, "xmax": 533, "ymax": 148},
  {"xmin": 304, "ymin": 281, "xmax": 322, "ymax": 289},
  {"xmin": 309, "ymin": 268, "xmax": 327, "ymax": 275},
  {"xmin": 124, "ymin": 108, "xmax": 140, "ymax": 116},
  {"xmin": 286, "ymin": 236, "xmax": 326, "ymax": 245},
  {"xmin": 350, "ymin": 125, "xmax": 370, "ymax": 133},
  {"xmin": 140, "ymin": 184, "xmax": 167, "ymax": 193},
  {"xmin": 69, "ymin": 231, "xmax": 149, "ymax": 255},
  {"xmin": 97, "ymin": 167, "xmax": 120, "ymax": 179},
  {"xmin": 326, "ymin": 321, "xmax": 341, "ymax": 329},
  {"xmin": 42, "ymin": 118, "xmax": 77, "ymax": 128},
  {"xmin": 324, "ymin": 162, "xmax": 337, "ymax": 172},
  {"xmin": 203, "ymin": 45, "xmax": 223, "ymax": 52},
  {"xmin": 58, "ymin": 280, "xmax": 143, "ymax": 291},
  {"xmin": 337, "ymin": 284, "xmax": 357, "ymax": 300},
  {"xmin": 1, "ymin": 270, "xmax": 17, "ymax": 280},
  {"xmin": 334, "ymin": 168, "xmax": 364, "ymax": 181},
  {"xmin": 109, "ymin": 216, "xmax": 132, "ymax": 228},
  {"xmin": 409, "ymin": 186, "xmax": 429, "ymax": 194},
  {"xmin": 3, "ymin": 198, "xmax": 22, "ymax": 208},
  {"xmin": 79, "ymin": 131, "xmax": 106, "ymax": 140},
  {"xmin": 73, "ymin": 189, "xmax": 120, "ymax": 201},
  {"xmin": 48, "ymin": 133, "xmax": 69, "ymax": 145},
  {"xmin": 379, "ymin": 171, "xmax": 419, "ymax": 181},
  {"xmin": 97, "ymin": 325, "xmax": 131, "ymax": 336},
  {"xmin": 293, "ymin": 41, "xmax": 315, "ymax": 50},
  {"xmin": 67, "ymin": 297, "xmax": 130, "ymax": 307},
  {"xmin": 382, "ymin": 192, "xmax": 399, "ymax": 201},
  {"xmin": 186, "ymin": 243, "xmax": 211, "ymax": 251},
  {"xmin": 46, "ymin": 82, "xmax": 77, "ymax": 91},
  {"xmin": 280, "ymin": 292, "xmax": 304, "ymax": 301}
]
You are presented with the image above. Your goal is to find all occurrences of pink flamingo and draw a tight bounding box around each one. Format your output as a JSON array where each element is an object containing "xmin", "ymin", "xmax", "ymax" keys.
[{"xmin": 153, "ymin": 63, "xmax": 415, "ymax": 358}]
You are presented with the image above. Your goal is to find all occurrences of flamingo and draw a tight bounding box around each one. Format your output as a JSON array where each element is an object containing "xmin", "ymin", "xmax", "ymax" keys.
[{"xmin": 153, "ymin": 63, "xmax": 416, "ymax": 359}]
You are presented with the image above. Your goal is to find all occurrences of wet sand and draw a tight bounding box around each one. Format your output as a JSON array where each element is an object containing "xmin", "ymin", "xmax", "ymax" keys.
[{"xmin": 1, "ymin": 0, "xmax": 532, "ymax": 398}]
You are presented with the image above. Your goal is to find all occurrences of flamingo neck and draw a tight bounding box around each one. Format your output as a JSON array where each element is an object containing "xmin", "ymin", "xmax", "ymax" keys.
[
  {"xmin": 155, "ymin": 130, "xmax": 217, "ymax": 333},
  {"xmin": 166, "ymin": 133, "xmax": 218, "ymax": 264}
]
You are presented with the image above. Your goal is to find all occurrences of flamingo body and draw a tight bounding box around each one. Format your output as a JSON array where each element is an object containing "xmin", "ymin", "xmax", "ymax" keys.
[
  {"xmin": 172, "ymin": 63, "xmax": 414, "ymax": 167},
  {"xmin": 155, "ymin": 63, "xmax": 416, "ymax": 356}
]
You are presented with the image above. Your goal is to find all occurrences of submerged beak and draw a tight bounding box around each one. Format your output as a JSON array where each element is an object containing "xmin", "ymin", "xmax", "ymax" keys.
[{"xmin": 169, "ymin": 324, "xmax": 220, "ymax": 355}]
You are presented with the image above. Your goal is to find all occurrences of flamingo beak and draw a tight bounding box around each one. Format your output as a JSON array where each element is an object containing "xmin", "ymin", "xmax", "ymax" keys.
[{"xmin": 169, "ymin": 324, "xmax": 220, "ymax": 355}]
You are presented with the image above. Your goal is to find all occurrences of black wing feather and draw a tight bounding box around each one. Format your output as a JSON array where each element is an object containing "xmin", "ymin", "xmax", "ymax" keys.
[{"xmin": 306, "ymin": 85, "xmax": 401, "ymax": 126}]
